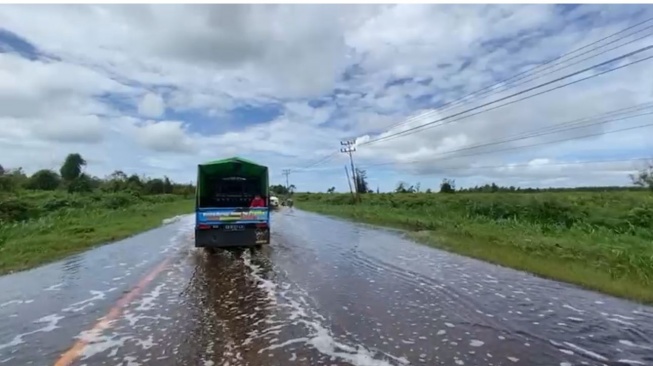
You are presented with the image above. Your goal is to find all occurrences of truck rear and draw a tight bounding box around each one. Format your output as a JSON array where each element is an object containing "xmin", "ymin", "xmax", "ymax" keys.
[{"xmin": 194, "ymin": 157, "xmax": 271, "ymax": 249}]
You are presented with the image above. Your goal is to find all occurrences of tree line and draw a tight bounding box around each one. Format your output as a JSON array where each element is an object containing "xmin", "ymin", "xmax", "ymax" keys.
[
  {"xmin": 0, "ymin": 153, "xmax": 195, "ymax": 196},
  {"xmin": 322, "ymin": 161, "xmax": 653, "ymax": 194},
  {"xmin": 270, "ymin": 184, "xmax": 296, "ymax": 196}
]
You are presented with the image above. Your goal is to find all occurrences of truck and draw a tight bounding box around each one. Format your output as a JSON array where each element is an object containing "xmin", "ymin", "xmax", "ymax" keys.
[
  {"xmin": 269, "ymin": 196, "xmax": 280, "ymax": 209},
  {"xmin": 194, "ymin": 157, "xmax": 271, "ymax": 250}
]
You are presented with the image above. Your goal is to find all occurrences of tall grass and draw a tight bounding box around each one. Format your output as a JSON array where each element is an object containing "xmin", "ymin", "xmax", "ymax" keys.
[{"xmin": 0, "ymin": 190, "xmax": 193, "ymax": 274}]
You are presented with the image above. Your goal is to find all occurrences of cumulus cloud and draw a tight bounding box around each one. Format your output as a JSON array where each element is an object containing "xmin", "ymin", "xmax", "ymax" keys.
[
  {"xmin": 0, "ymin": 4, "xmax": 652, "ymax": 191},
  {"xmin": 131, "ymin": 120, "xmax": 196, "ymax": 154},
  {"xmin": 137, "ymin": 93, "xmax": 165, "ymax": 118}
]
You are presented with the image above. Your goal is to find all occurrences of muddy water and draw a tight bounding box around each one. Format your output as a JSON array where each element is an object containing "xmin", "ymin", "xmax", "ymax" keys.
[{"xmin": 0, "ymin": 210, "xmax": 651, "ymax": 366}]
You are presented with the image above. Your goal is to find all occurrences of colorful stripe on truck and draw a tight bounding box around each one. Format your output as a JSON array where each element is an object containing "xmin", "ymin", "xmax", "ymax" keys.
[{"xmin": 196, "ymin": 207, "xmax": 269, "ymax": 224}]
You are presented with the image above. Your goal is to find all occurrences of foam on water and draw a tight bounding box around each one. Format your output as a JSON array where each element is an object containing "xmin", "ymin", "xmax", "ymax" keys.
[
  {"xmin": 160, "ymin": 215, "xmax": 195, "ymax": 254},
  {"xmin": 44, "ymin": 283, "xmax": 64, "ymax": 291},
  {"xmin": 162, "ymin": 215, "xmax": 186, "ymax": 225},
  {"xmin": 0, "ymin": 313, "xmax": 63, "ymax": 351},
  {"xmin": 63, "ymin": 288, "xmax": 117, "ymax": 313},
  {"xmin": 562, "ymin": 342, "xmax": 608, "ymax": 362},
  {"xmin": 242, "ymin": 251, "xmax": 409, "ymax": 366},
  {"xmin": 470, "ymin": 340, "xmax": 484, "ymax": 347},
  {"xmin": 0, "ymin": 299, "xmax": 33, "ymax": 308}
]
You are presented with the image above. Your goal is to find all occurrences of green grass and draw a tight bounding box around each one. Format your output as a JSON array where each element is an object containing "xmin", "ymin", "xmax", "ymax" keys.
[
  {"xmin": 0, "ymin": 191, "xmax": 194, "ymax": 275},
  {"xmin": 296, "ymin": 191, "xmax": 653, "ymax": 304}
]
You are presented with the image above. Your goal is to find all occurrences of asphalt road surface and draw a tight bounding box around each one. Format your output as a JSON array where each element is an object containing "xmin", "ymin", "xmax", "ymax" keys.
[{"xmin": 1, "ymin": 209, "xmax": 652, "ymax": 366}]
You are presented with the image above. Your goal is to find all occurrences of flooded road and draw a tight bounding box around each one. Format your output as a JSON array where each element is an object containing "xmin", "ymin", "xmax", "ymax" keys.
[{"xmin": 1, "ymin": 209, "xmax": 652, "ymax": 366}]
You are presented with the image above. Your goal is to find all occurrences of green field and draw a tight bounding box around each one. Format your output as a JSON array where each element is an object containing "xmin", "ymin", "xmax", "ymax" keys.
[
  {"xmin": 295, "ymin": 191, "xmax": 653, "ymax": 304},
  {"xmin": 0, "ymin": 190, "xmax": 194, "ymax": 274},
  {"xmin": 0, "ymin": 153, "xmax": 198, "ymax": 274}
]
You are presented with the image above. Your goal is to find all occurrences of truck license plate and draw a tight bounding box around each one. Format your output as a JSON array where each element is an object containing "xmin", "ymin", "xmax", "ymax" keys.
[{"xmin": 224, "ymin": 224, "xmax": 245, "ymax": 232}]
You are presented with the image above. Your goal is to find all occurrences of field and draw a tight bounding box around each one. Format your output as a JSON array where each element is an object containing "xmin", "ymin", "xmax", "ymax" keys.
[
  {"xmin": 0, "ymin": 190, "xmax": 193, "ymax": 275},
  {"xmin": 295, "ymin": 191, "xmax": 653, "ymax": 304}
]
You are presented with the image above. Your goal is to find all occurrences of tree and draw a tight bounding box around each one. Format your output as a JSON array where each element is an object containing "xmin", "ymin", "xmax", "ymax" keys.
[
  {"xmin": 144, "ymin": 178, "xmax": 165, "ymax": 194},
  {"xmin": 0, "ymin": 167, "xmax": 27, "ymax": 191},
  {"xmin": 327, "ymin": 186, "xmax": 336, "ymax": 193},
  {"xmin": 126, "ymin": 174, "xmax": 144, "ymax": 191},
  {"xmin": 630, "ymin": 160, "xmax": 653, "ymax": 190},
  {"xmin": 60, "ymin": 153, "xmax": 86, "ymax": 182},
  {"xmin": 354, "ymin": 168, "xmax": 369, "ymax": 194},
  {"xmin": 395, "ymin": 182, "xmax": 408, "ymax": 193},
  {"xmin": 0, "ymin": 164, "xmax": 4, "ymax": 176},
  {"xmin": 67, "ymin": 173, "xmax": 93, "ymax": 193},
  {"xmin": 26, "ymin": 169, "xmax": 61, "ymax": 191},
  {"xmin": 440, "ymin": 178, "xmax": 456, "ymax": 193},
  {"xmin": 288, "ymin": 184, "xmax": 296, "ymax": 194},
  {"xmin": 491, "ymin": 182, "xmax": 499, "ymax": 193},
  {"xmin": 163, "ymin": 176, "xmax": 173, "ymax": 194},
  {"xmin": 270, "ymin": 184, "xmax": 288, "ymax": 195},
  {"xmin": 110, "ymin": 170, "xmax": 128, "ymax": 181},
  {"xmin": 395, "ymin": 181, "xmax": 416, "ymax": 193}
]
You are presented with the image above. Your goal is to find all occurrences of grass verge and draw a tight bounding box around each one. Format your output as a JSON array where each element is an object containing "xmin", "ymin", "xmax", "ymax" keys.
[
  {"xmin": 296, "ymin": 192, "xmax": 653, "ymax": 304},
  {"xmin": 0, "ymin": 197, "xmax": 193, "ymax": 275}
]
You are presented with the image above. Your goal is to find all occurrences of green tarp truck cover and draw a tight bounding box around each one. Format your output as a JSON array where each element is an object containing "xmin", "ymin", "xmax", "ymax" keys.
[{"xmin": 196, "ymin": 157, "xmax": 269, "ymax": 198}]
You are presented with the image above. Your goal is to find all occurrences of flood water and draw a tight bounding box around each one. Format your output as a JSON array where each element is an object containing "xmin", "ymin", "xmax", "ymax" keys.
[{"xmin": 0, "ymin": 209, "xmax": 651, "ymax": 366}]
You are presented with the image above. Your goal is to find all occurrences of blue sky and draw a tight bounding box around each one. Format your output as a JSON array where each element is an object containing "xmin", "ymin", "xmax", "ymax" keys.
[{"xmin": 1, "ymin": 4, "xmax": 653, "ymax": 192}]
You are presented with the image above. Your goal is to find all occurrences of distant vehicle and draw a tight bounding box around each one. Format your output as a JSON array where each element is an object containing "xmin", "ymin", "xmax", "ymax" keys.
[
  {"xmin": 270, "ymin": 196, "xmax": 280, "ymax": 209},
  {"xmin": 194, "ymin": 157, "xmax": 271, "ymax": 250}
]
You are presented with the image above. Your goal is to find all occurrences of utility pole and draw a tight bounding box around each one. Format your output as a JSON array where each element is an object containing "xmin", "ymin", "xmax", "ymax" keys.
[
  {"xmin": 282, "ymin": 169, "xmax": 291, "ymax": 193},
  {"xmin": 340, "ymin": 140, "xmax": 359, "ymax": 202},
  {"xmin": 344, "ymin": 165, "xmax": 354, "ymax": 199}
]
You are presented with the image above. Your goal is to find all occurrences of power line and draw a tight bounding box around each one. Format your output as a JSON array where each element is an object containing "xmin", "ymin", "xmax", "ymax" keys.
[
  {"xmin": 362, "ymin": 45, "xmax": 653, "ymax": 146},
  {"xmin": 286, "ymin": 151, "xmax": 341, "ymax": 174},
  {"xmin": 360, "ymin": 46, "xmax": 653, "ymax": 147},
  {"xmin": 464, "ymin": 26, "xmax": 653, "ymax": 105},
  {"xmin": 288, "ymin": 101, "xmax": 653, "ymax": 177},
  {"xmin": 363, "ymin": 104, "xmax": 653, "ymax": 168},
  {"xmin": 286, "ymin": 18, "xmax": 653, "ymax": 173},
  {"xmin": 288, "ymin": 102, "xmax": 653, "ymax": 174},
  {"xmin": 361, "ymin": 121, "xmax": 653, "ymax": 169},
  {"xmin": 378, "ymin": 17, "xmax": 653, "ymax": 133},
  {"xmin": 368, "ymin": 157, "xmax": 650, "ymax": 173},
  {"xmin": 288, "ymin": 104, "xmax": 653, "ymax": 174},
  {"xmin": 490, "ymin": 102, "xmax": 653, "ymax": 140}
]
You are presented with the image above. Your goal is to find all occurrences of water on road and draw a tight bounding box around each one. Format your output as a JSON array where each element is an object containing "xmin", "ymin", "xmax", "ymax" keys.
[{"xmin": 0, "ymin": 209, "xmax": 651, "ymax": 366}]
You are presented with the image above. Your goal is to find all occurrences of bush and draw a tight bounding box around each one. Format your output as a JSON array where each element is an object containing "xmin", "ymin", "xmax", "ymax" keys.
[
  {"xmin": 42, "ymin": 196, "xmax": 89, "ymax": 211},
  {"xmin": 101, "ymin": 193, "xmax": 139, "ymax": 209},
  {"xmin": 25, "ymin": 170, "xmax": 61, "ymax": 191},
  {"xmin": 625, "ymin": 205, "xmax": 653, "ymax": 229},
  {"xmin": 0, "ymin": 198, "xmax": 35, "ymax": 222},
  {"xmin": 67, "ymin": 174, "xmax": 94, "ymax": 193}
]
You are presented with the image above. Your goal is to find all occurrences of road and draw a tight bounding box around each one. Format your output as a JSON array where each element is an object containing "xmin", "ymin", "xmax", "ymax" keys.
[{"xmin": 0, "ymin": 209, "xmax": 652, "ymax": 366}]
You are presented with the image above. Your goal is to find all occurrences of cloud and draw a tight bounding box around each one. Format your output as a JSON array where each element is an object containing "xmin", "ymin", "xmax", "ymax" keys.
[
  {"xmin": 131, "ymin": 120, "xmax": 196, "ymax": 154},
  {"xmin": 1, "ymin": 4, "xmax": 652, "ymax": 192},
  {"xmin": 137, "ymin": 93, "xmax": 165, "ymax": 118}
]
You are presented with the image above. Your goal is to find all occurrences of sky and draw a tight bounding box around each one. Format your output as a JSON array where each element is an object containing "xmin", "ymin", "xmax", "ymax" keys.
[{"xmin": 1, "ymin": 4, "xmax": 653, "ymax": 192}]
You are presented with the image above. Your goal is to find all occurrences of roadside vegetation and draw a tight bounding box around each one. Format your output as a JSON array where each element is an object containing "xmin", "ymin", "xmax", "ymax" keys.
[
  {"xmin": 296, "ymin": 164, "xmax": 653, "ymax": 304},
  {"xmin": 0, "ymin": 154, "xmax": 195, "ymax": 274}
]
